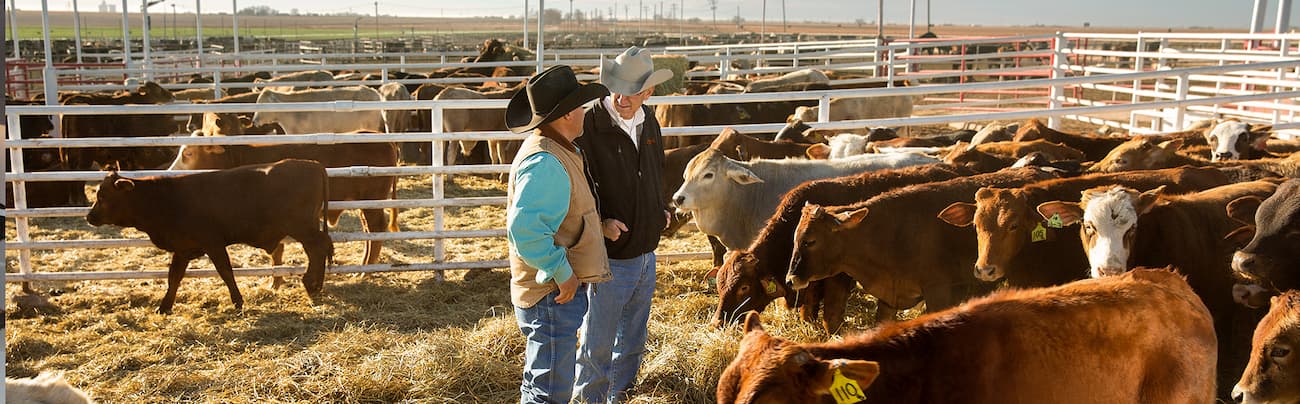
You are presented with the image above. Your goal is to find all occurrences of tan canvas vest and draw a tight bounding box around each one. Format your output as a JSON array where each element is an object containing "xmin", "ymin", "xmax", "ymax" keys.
[{"xmin": 508, "ymin": 135, "xmax": 612, "ymax": 308}]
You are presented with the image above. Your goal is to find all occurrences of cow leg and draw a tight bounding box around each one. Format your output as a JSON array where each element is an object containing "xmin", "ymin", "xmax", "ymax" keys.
[
  {"xmin": 159, "ymin": 250, "xmax": 201, "ymax": 315},
  {"xmin": 708, "ymin": 236, "xmax": 727, "ymax": 268},
  {"xmin": 360, "ymin": 208, "xmax": 388, "ymax": 266},
  {"xmin": 820, "ymin": 274, "xmax": 856, "ymax": 333},
  {"xmin": 267, "ymin": 242, "xmax": 286, "ymax": 290},
  {"xmin": 294, "ymin": 229, "xmax": 333, "ymax": 297},
  {"xmin": 205, "ymin": 247, "xmax": 244, "ymax": 312}
]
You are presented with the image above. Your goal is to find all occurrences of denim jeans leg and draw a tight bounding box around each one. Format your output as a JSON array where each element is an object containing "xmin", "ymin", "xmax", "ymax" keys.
[
  {"xmin": 575, "ymin": 255, "xmax": 642, "ymax": 403},
  {"xmin": 607, "ymin": 252, "xmax": 656, "ymax": 401},
  {"xmin": 517, "ymin": 285, "xmax": 589, "ymax": 404}
]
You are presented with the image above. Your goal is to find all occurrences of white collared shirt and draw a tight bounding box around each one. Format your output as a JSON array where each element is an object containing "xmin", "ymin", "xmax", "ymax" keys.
[{"xmin": 601, "ymin": 95, "xmax": 644, "ymax": 149}]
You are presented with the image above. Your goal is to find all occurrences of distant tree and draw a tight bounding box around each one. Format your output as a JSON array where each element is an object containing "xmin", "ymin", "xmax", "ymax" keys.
[
  {"xmin": 237, "ymin": 5, "xmax": 278, "ymax": 16},
  {"xmin": 544, "ymin": 8, "xmax": 563, "ymax": 22}
]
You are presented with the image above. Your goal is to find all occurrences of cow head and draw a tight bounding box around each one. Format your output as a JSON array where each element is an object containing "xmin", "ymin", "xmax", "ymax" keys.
[
  {"xmin": 713, "ymin": 251, "xmax": 788, "ymax": 328},
  {"xmin": 1232, "ymin": 179, "xmax": 1300, "ymax": 299},
  {"xmin": 86, "ymin": 171, "xmax": 138, "ymax": 227},
  {"xmin": 717, "ymin": 312, "xmax": 880, "ymax": 404},
  {"xmin": 788, "ymin": 204, "xmax": 867, "ymax": 290},
  {"xmin": 1040, "ymin": 185, "xmax": 1163, "ymax": 278},
  {"xmin": 942, "ymin": 144, "xmax": 1005, "ymax": 172},
  {"xmin": 1205, "ymin": 120, "xmax": 1272, "ymax": 162},
  {"xmin": 673, "ymin": 150, "xmax": 763, "ymax": 214},
  {"xmin": 1088, "ymin": 138, "xmax": 1183, "ymax": 173},
  {"xmin": 135, "ymin": 81, "xmax": 176, "ymax": 103},
  {"xmin": 202, "ymin": 112, "xmax": 246, "ymax": 136},
  {"xmin": 1232, "ymin": 291, "xmax": 1300, "ymax": 404},
  {"xmin": 168, "ymin": 138, "xmax": 231, "ymax": 171},
  {"xmin": 940, "ymin": 187, "xmax": 1045, "ymax": 282}
]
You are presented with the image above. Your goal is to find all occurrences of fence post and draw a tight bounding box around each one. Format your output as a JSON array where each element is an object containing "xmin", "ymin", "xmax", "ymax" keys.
[
  {"xmin": 213, "ymin": 70, "xmax": 223, "ymax": 99},
  {"xmin": 6, "ymin": 113, "xmax": 35, "ymax": 285},
  {"xmin": 1174, "ymin": 73, "xmax": 1189, "ymax": 130},
  {"xmin": 792, "ymin": 43, "xmax": 799, "ymax": 68},
  {"xmin": 430, "ymin": 103, "xmax": 446, "ymax": 283},
  {"xmin": 1047, "ymin": 32, "xmax": 1065, "ymax": 130},
  {"xmin": 720, "ymin": 48, "xmax": 731, "ymax": 80},
  {"xmin": 817, "ymin": 94, "xmax": 831, "ymax": 123},
  {"xmin": 886, "ymin": 45, "xmax": 895, "ymax": 87},
  {"xmin": 1129, "ymin": 34, "xmax": 1146, "ymax": 130}
]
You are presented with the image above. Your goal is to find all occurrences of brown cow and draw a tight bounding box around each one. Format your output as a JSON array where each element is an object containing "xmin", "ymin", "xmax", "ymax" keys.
[
  {"xmin": 1038, "ymin": 180, "xmax": 1281, "ymax": 397},
  {"xmin": 718, "ymin": 268, "xmax": 1218, "ymax": 404},
  {"xmin": 942, "ymin": 139, "xmax": 1085, "ymax": 172},
  {"xmin": 61, "ymin": 81, "xmax": 179, "ymax": 170},
  {"xmin": 1233, "ymin": 290, "xmax": 1300, "ymax": 404},
  {"xmin": 787, "ymin": 167, "xmax": 1058, "ymax": 317},
  {"xmin": 1089, "ymin": 137, "xmax": 1300, "ymax": 177},
  {"xmin": 710, "ymin": 128, "xmax": 812, "ymax": 161},
  {"xmin": 714, "ymin": 164, "xmax": 975, "ymax": 332},
  {"xmin": 936, "ymin": 167, "xmax": 1232, "ymax": 287},
  {"xmin": 168, "ymin": 135, "xmax": 399, "ymax": 267},
  {"xmin": 85, "ymin": 159, "xmax": 333, "ymax": 314},
  {"xmin": 1013, "ymin": 119, "xmax": 1128, "ymax": 161},
  {"xmin": 1230, "ymin": 179, "xmax": 1300, "ymax": 307}
]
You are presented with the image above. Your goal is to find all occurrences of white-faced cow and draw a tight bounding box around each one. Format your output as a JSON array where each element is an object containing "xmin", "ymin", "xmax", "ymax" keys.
[{"xmin": 1233, "ymin": 290, "xmax": 1300, "ymax": 404}]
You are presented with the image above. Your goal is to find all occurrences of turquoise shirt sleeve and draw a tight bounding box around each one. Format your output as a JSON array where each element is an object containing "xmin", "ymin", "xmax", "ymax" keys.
[{"xmin": 506, "ymin": 152, "xmax": 574, "ymax": 285}]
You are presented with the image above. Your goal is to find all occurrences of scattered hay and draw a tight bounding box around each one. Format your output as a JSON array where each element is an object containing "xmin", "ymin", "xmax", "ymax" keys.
[{"xmin": 5, "ymin": 172, "xmax": 897, "ymax": 402}]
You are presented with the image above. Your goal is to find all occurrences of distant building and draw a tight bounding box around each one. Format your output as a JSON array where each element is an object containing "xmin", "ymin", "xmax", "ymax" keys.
[{"xmin": 98, "ymin": 0, "xmax": 116, "ymax": 13}]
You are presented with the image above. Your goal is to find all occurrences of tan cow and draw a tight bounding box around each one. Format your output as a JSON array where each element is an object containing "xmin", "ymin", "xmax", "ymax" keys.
[
  {"xmin": 718, "ymin": 268, "xmax": 1218, "ymax": 404},
  {"xmin": 251, "ymin": 86, "xmax": 386, "ymax": 135},
  {"xmin": 1233, "ymin": 290, "xmax": 1300, "ymax": 404}
]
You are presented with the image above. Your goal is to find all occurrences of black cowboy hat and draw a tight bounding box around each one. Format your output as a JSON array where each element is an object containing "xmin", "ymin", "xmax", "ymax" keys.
[{"xmin": 506, "ymin": 65, "xmax": 609, "ymax": 133}]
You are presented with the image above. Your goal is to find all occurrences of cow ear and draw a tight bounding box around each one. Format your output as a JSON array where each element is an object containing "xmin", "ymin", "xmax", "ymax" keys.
[
  {"xmin": 827, "ymin": 359, "xmax": 881, "ymax": 394},
  {"xmin": 208, "ymin": 145, "xmax": 227, "ymax": 155},
  {"xmin": 742, "ymin": 311, "xmax": 765, "ymax": 333},
  {"xmin": 938, "ymin": 202, "xmax": 977, "ymax": 227},
  {"xmin": 1224, "ymin": 225, "xmax": 1256, "ymax": 248},
  {"xmin": 726, "ymin": 166, "xmax": 763, "ymax": 185},
  {"xmin": 1158, "ymin": 138, "xmax": 1183, "ymax": 152},
  {"xmin": 113, "ymin": 178, "xmax": 136, "ymax": 191},
  {"xmin": 1136, "ymin": 186, "xmax": 1166, "ymax": 214},
  {"xmin": 1036, "ymin": 201, "xmax": 1083, "ymax": 226},
  {"xmin": 833, "ymin": 207, "xmax": 869, "ymax": 227},
  {"xmin": 1226, "ymin": 196, "xmax": 1263, "ymax": 225},
  {"xmin": 805, "ymin": 143, "xmax": 831, "ymax": 160}
]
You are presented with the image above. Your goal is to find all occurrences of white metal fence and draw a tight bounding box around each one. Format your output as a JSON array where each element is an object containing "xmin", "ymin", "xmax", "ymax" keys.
[{"xmin": 5, "ymin": 33, "xmax": 1299, "ymax": 284}]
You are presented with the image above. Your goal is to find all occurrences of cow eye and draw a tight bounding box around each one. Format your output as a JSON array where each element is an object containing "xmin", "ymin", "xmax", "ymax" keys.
[
  {"xmin": 702, "ymin": 172, "xmax": 714, "ymax": 180},
  {"xmin": 737, "ymin": 285, "xmax": 749, "ymax": 295},
  {"xmin": 1083, "ymin": 223, "xmax": 1095, "ymax": 235},
  {"xmin": 803, "ymin": 239, "xmax": 816, "ymax": 247},
  {"xmin": 1207, "ymin": 137, "xmax": 1217, "ymax": 144},
  {"xmin": 1272, "ymin": 346, "xmax": 1291, "ymax": 359}
]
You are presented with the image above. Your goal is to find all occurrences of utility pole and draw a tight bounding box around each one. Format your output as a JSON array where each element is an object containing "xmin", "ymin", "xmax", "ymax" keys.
[
  {"xmin": 523, "ymin": 0, "xmax": 529, "ymax": 49},
  {"xmin": 908, "ymin": 0, "xmax": 915, "ymax": 38},
  {"xmin": 782, "ymin": 0, "xmax": 787, "ymax": 31},
  {"xmin": 374, "ymin": 1, "xmax": 379, "ymax": 41},
  {"xmin": 760, "ymin": 0, "xmax": 766, "ymax": 42},
  {"xmin": 195, "ymin": 0, "xmax": 202, "ymax": 67},
  {"xmin": 171, "ymin": 4, "xmax": 176, "ymax": 40},
  {"xmin": 876, "ymin": 0, "xmax": 883, "ymax": 40},
  {"xmin": 73, "ymin": 0, "xmax": 83, "ymax": 62},
  {"xmin": 638, "ymin": 0, "xmax": 643, "ymax": 37},
  {"xmin": 708, "ymin": 0, "xmax": 717, "ymax": 31}
]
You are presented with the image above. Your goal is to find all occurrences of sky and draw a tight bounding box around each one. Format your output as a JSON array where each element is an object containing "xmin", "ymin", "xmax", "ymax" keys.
[{"xmin": 10, "ymin": 0, "xmax": 1300, "ymax": 30}]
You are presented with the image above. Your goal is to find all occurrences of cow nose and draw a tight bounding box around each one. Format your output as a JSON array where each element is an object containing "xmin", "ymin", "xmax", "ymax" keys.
[
  {"xmin": 1233, "ymin": 251, "xmax": 1256, "ymax": 273},
  {"xmin": 974, "ymin": 265, "xmax": 999, "ymax": 281},
  {"xmin": 1231, "ymin": 384, "xmax": 1246, "ymax": 403},
  {"xmin": 673, "ymin": 195, "xmax": 685, "ymax": 206},
  {"xmin": 1214, "ymin": 152, "xmax": 1233, "ymax": 161},
  {"xmin": 1095, "ymin": 266, "xmax": 1125, "ymax": 277}
]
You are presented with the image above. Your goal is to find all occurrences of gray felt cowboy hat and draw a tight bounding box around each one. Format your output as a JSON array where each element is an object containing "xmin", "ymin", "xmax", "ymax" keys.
[
  {"xmin": 506, "ymin": 65, "xmax": 609, "ymax": 133},
  {"xmin": 600, "ymin": 46, "xmax": 674, "ymax": 95}
]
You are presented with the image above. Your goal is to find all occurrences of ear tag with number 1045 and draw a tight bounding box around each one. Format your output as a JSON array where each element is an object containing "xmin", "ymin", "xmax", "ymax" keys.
[{"xmin": 1031, "ymin": 223, "xmax": 1048, "ymax": 243}]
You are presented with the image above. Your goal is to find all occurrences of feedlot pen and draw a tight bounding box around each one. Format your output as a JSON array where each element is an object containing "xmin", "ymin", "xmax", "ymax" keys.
[{"xmin": 5, "ymin": 32, "xmax": 1299, "ymax": 286}]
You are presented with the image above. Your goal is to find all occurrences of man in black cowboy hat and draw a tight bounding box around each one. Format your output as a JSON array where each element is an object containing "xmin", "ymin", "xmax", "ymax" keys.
[
  {"xmin": 504, "ymin": 65, "xmax": 613, "ymax": 404},
  {"xmin": 574, "ymin": 46, "xmax": 674, "ymax": 403}
]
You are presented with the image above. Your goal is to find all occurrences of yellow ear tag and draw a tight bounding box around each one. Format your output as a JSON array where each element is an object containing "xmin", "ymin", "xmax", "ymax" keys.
[
  {"xmin": 1047, "ymin": 213, "xmax": 1064, "ymax": 229},
  {"xmin": 763, "ymin": 279, "xmax": 779, "ymax": 296},
  {"xmin": 1031, "ymin": 223, "xmax": 1048, "ymax": 243},
  {"xmin": 830, "ymin": 367, "xmax": 867, "ymax": 404}
]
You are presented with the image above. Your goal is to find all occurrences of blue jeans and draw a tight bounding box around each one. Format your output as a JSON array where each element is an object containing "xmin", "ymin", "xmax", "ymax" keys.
[
  {"xmin": 516, "ymin": 285, "xmax": 589, "ymax": 404},
  {"xmin": 574, "ymin": 252, "xmax": 656, "ymax": 403}
]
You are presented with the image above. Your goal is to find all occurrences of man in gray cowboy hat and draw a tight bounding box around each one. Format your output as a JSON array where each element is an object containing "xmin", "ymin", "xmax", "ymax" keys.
[
  {"xmin": 504, "ymin": 64, "xmax": 613, "ymax": 404},
  {"xmin": 574, "ymin": 46, "xmax": 675, "ymax": 403}
]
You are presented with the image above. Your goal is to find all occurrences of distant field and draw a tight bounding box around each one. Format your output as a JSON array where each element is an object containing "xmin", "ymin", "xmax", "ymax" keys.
[{"xmin": 5, "ymin": 9, "xmax": 1246, "ymax": 43}]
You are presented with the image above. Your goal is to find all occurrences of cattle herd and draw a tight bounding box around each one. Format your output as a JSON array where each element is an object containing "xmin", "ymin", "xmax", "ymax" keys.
[
  {"xmin": 5, "ymin": 43, "xmax": 1300, "ymax": 403},
  {"xmin": 681, "ymin": 116, "xmax": 1300, "ymax": 402}
]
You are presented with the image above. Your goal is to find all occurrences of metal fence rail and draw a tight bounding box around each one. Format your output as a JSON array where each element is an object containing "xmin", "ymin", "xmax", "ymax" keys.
[{"xmin": 5, "ymin": 34, "xmax": 1300, "ymax": 284}]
